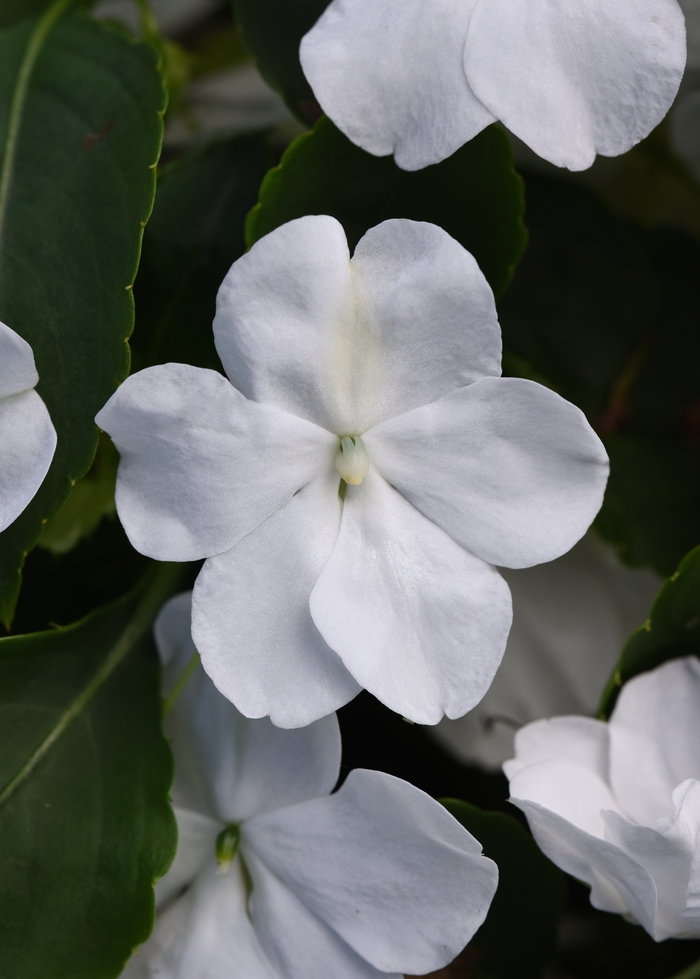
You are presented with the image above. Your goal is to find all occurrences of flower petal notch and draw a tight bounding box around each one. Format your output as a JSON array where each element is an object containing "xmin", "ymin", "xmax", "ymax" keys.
[
  {"xmin": 504, "ymin": 656, "xmax": 700, "ymax": 941},
  {"xmin": 0, "ymin": 321, "xmax": 57, "ymax": 534},
  {"xmin": 121, "ymin": 593, "xmax": 500, "ymax": 979},
  {"xmin": 97, "ymin": 215, "xmax": 609, "ymax": 727},
  {"xmin": 299, "ymin": 0, "xmax": 687, "ymax": 171}
]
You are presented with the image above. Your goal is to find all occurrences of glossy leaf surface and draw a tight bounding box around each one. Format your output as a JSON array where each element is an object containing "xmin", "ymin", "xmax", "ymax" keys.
[
  {"xmin": 0, "ymin": 6, "xmax": 165, "ymax": 623},
  {"xmin": 0, "ymin": 564, "xmax": 182, "ymax": 978},
  {"xmin": 247, "ymin": 115, "xmax": 526, "ymax": 298}
]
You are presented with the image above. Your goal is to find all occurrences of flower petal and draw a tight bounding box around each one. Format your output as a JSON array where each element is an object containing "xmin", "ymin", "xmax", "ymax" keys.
[
  {"xmin": 309, "ymin": 470, "xmax": 512, "ymax": 724},
  {"xmin": 123, "ymin": 856, "xmax": 278, "ymax": 979},
  {"xmin": 0, "ymin": 390, "xmax": 56, "ymax": 534},
  {"xmin": 243, "ymin": 848, "xmax": 392, "ymax": 979},
  {"xmin": 96, "ymin": 363, "xmax": 334, "ymax": 562},
  {"xmin": 156, "ymin": 593, "xmax": 344, "ymax": 821},
  {"xmin": 610, "ymin": 657, "xmax": 700, "ymax": 789},
  {"xmin": 192, "ymin": 473, "xmax": 361, "ymax": 729},
  {"xmin": 300, "ymin": 0, "xmax": 495, "ymax": 170},
  {"xmin": 510, "ymin": 795, "xmax": 658, "ymax": 935},
  {"xmin": 0, "ymin": 320, "xmax": 39, "ymax": 397},
  {"xmin": 245, "ymin": 769, "xmax": 497, "ymax": 975},
  {"xmin": 214, "ymin": 215, "xmax": 355, "ymax": 434},
  {"xmin": 154, "ymin": 806, "xmax": 221, "ymax": 910},
  {"xmin": 464, "ymin": 0, "xmax": 686, "ymax": 169},
  {"xmin": 602, "ymin": 779, "xmax": 700, "ymax": 940},
  {"xmin": 349, "ymin": 220, "xmax": 502, "ymax": 426},
  {"xmin": 504, "ymin": 716, "xmax": 611, "ymax": 790},
  {"xmin": 365, "ymin": 376, "xmax": 609, "ymax": 569}
]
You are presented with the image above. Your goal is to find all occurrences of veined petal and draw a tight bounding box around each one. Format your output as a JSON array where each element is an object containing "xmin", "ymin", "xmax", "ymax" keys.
[
  {"xmin": 309, "ymin": 470, "xmax": 512, "ymax": 724},
  {"xmin": 365, "ymin": 376, "xmax": 609, "ymax": 569},
  {"xmin": 244, "ymin": 769, "xmax": 498, "ymax": 975},
  {"xmin": 300, "ymin": 0, "xmax": 494, "ymax": 171},
  {"xmin": 214, "ymin": 215, "xmax": 355, "ymax": 434},
  {"xmin": 349, "ymin": 220, "xmax": 501, "ymax": 428},
  {"xmin": 243, "ymin": 849, "xmax": 392, "ymax": 979},
  {"xmin": 122, "ymin": 855, "xmax": 278, "ymax": 979},
  {"xmin": 156, "ymin": 593, "xmax": 344, "ymax": 821},
  {"xmin": 0, "ymin": 320, "xmax": 39, "ymax": 397},
  {"xmin": 96, "ymin": 363, "xmax": 335, "ymax": 562},
  {"xmin": 0, "ymin": 390, "xmax": 57, "ymax": 534},
  {"xmin": 510, "ymin": 796, "xmax": 658, "ymax": 934},
  {"xmin": 192, "ymin": 473, "xmax": 360, "ymax": 729},
  {"xmin": 464, "ymin": 0, "xmax": 686, "ymax": 169}
]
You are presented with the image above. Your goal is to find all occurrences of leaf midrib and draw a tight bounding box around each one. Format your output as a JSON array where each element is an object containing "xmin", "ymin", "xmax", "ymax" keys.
[{"xmin": 0, "ymin": 0, "xmax": 75, "ymax": 249}]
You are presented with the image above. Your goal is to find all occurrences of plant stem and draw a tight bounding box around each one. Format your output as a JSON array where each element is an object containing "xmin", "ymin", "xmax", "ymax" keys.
[{"xmin": 163, "ymin": 649, "xmax": 201, "ymax": 717}]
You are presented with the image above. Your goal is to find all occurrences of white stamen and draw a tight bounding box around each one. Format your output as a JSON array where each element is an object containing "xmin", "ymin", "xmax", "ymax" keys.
[{"xmin": 335, "ymin": 435, "xmax": 370, "ymax": 485}]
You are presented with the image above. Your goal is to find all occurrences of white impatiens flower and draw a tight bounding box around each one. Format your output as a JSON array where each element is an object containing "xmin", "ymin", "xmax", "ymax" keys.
[
  {"xmin": 504, "ymin": 656, "xmax": 700, "ymax": 941},
  {"xmin": 122, "ymin": 592, "xmax": 499, "ymax": 979},
  {"xmin": 97, "ymin": 215, "xmax": 609, "ymax": 728},
  {"xmin": 0, "ymin": 321, "xmax": 57, "ymax": 534},
  {"xmin": 299, "ymin": 0, "xmax": 687, "ymax": 172},
  {"xmin": 432, "ymin": 534, "xmax": 661, "ymax": 771}
]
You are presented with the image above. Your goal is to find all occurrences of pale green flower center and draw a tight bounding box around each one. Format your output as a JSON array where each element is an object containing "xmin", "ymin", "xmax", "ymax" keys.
[
  {"xmin": 335, "ymin": 435, "xmax": 370, "ymax": 485},
  {"xmin": 216, "ymin": 823, "xmax": 240, "ymax": 874}
]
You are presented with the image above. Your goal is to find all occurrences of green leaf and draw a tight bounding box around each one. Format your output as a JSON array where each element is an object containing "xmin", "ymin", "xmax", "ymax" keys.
[
  {"xmin": 0, "ymin": 0, "xmax": 52, "ymax": 30},
  {"xmin": 0, "ymin": 4, "xmax": 166, "ymax": 623},
  {"xmin": 598, "ymin": 545, "xmax": 700, "ymax": 719},
  {"xmin": 246, "ymin": 116, "xmax": 526, "ymax": 298},
  {"xmin": 131, "ymin": 133, "xmax": 273, "ymax": 372},
  {"xmin": 441, "ymin": 800, "xmax": 566, "ymax": 979},
  {"xmin": 0, "ymin": 562, "xmax": 182, "ymax": 978},
  {"xmin": 233, "ymin": 0, "xmax": 330, "ymax": 124}
]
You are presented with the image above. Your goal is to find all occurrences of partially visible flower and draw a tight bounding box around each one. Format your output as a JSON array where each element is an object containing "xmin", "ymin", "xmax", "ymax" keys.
[
  {"xmin": 299, "ymin": 0, "xmax": 686, "ymax": 172},
  {"xmin": 0, "ymin": 321, "xmax": 57, "ymax": 534},
  {"xmin": 97, "ymin": 216, "xmax": 609, "ymax": 727},
  {"xmin": 504, "ymin": 656, "xmax": 700, "ymax": 941},
  {"xmin": 432, "ymin": 534, "xmax": 661, "ymax": 771},
  {"xmin": 122, "ymin": 592, "xmax": 499, "ymax": 979}
]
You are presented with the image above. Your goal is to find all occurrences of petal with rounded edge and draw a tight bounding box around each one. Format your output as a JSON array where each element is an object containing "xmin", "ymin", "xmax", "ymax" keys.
[
  {"xmin": 192, "ymin": 472, "xmax": 360, "ymax": 729},
  {"xmin": 122, "ymin": 857, "xmax": 278, "ymax": 979},
  {"xmin": 244, "ymin": 768, "xmax": 498, "ymax": 975},
  {"xmin": 244, "ymin": 848, "xmax": 392, "ymax": 979},
  {"xmin": 310, "ymin": 470, "xmax": 512, "ymax": 724},
  {"xmin": 0, "ymin": 390, "xmax": 56, "ymax": 533},
  {"xmin": 156, "ymin": 592, "xmax": 344, "ymax": 821},
  {"xmin": 0, "ymin": 321, "xmax": 39, "ymax": 397},
  {"xmin": 365, "ymin": 376, "xmax": 609, "ymax": 569},
  {"xmin": 504, "ymin": 715, "xmax": 611, "ymax": 785},
  {"xmin": 510, "ymin": 796, "xmax": 658, "ymax": 935},
  {"xmin": 464, "ymin": 0, "xmax": 686, "ymax": 169},
  {"xmin": 96, "ymin": 363, "xmax": 334, "ymax": 562},
  {"xmin": 300, "ymin": 0, "xmax": 494, "ymax": 170}
]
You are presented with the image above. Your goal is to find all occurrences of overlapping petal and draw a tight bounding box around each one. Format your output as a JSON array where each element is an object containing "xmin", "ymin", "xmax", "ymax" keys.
[
  {"xmin": 0, "ymin": 390, "xmax": 57, "ymax": 533},
  {"xmin": 157, "ymin": 593, "xmax": 344, "ymax": 819},
  {"xmin": 215, "ymin": 217, "xmax": 501, "ymax": 434},
  {"xmin": 96, "ymin": 363, "xmax": 335, "ymax": 562},
  {"xmin": 245, "ymin": 769, "xmax": 498, "ymax": 976},
  {"xmin": 299, "ymin": 0, "xmax": 494, "ymax": 171},
  {"xmin": 0, "ymin": 320, "xmax": 39, "ymax": 397},
  {"xmin": 366, "ymin": 376, "xmax": 609, "ymax": 569},
  {"xmin": 192, "ymin": 474, "xmax": 361, "ymax": 728},
  {"xmin": 310, "ymin": 470, "xmax": 512, "ymax": 724},
  {"xmin": 465, "ymin": 0, "xmax": 686, "ymax": 170}
]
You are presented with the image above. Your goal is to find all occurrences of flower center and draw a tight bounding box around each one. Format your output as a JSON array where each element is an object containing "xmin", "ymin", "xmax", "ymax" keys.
[
  {"xmin": 335, "ymin": 435, "xmax": 370, "ymax": 485},
  {"xmin": 216, "ymin": 823, "xmax": 240, "ymax": 874}
]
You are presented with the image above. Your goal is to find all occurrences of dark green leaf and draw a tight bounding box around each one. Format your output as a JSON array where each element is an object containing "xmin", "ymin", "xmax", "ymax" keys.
[
  {"xmin": 598, "ymin": 545, "xmax": 700, "ymax": 719},
  {"xmin": 441, "ymin": 799, "xmax": 566, "ymax": 979},
  {"xmin": 233, "ymin": 0, "xmax": 330, "ymax": 124},
  {"xmin": 0, "ymin": 5, "xmax": 166, "ymax": 623},
  {"xmin": 247, "ymin": 116, "xmax": 526, "ymax": 298},
  {"xmin": 0, "ymin": 0, "xmax": 52, "ymax": 30},
  {"xmin": 0, "ymin": 562, "xmax": 183, "ymax": 978},
  {"xmin": 131, "ymin": 133, "xmax": 273, "ymax": 372}
]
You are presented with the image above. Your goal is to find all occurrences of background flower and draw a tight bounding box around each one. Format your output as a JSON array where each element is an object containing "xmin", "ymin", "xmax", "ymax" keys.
[
  {"xmin": 299, "ymin": 0, "xmax": 686, "ymax": 171},
  {"xmin": 504, "ymin": 656, "xmax": 700, "ymax": 941},
  {"xmin": 122, "ymin": 592, "xmax": 499, "ymax": 979},
  {"xmin": 97, "ymin": 216, "xmax": 609, "ymax": 727},
  {"xmin": 0, "ymin": 321, "xmax": 57, "ymax": 534},
  {"xmin": 431, "ymin": 533, "xmax": 661, "ymax": 770}
]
